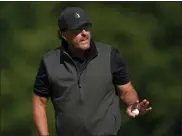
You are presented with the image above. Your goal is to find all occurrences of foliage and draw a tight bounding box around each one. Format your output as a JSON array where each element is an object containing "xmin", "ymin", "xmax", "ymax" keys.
[{"xmin": 1, "ymin": 2, "xmax": 181, "ymax": 136}]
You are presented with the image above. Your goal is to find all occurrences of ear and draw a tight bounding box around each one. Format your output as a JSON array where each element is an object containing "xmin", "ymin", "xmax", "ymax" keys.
[
  {"xmin": 61, "ymin": 35, "xmax": 67, "ymax": 41},
  {"xmin": 57, "ymin": 30, "xmax": 62, "ymax": 40},
  {"xmin": 57, "ymin": 29, "xmax": 67, "ymax": 40},
  {"xmin": 61, "ymin": 31, "xmax": 67, "ymax": 41}
]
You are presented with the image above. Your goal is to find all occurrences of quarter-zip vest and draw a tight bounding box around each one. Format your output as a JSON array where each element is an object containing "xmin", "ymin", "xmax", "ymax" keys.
[{"xmin": 43, "ymin": 42, "xmax": 121, "ymax": 136}]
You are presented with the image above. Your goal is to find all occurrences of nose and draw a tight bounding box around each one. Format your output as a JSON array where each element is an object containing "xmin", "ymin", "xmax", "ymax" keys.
[{"xmin": 81, "ymin": 29, "xmax": 87, "ymax": 36}]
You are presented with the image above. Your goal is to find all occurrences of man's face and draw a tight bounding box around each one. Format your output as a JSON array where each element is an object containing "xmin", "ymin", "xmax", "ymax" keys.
[{"xmin": 61, "ymin": 24, "xmax": 91, "ymax": 50}]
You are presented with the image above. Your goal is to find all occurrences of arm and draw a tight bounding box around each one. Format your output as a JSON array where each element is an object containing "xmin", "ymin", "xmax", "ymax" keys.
[
  {"xmin": 110, "ymin": 48, "xmax": 137, "ymax": 104},
  {"xmin": 117, "ymin": 82, "xmax": 152, "ymax": 117},
  {"xmin": 33, "ymin": 59, "xmax": 50, "ymax": 135},
  {"xmin": 32, "ymin": 95, "xmax": 49, "ymax": 136},
  {"xmin": 116, "ymin": 81, "xmax": 139, "ymax": 106},
  {"xmin": 111, "ymin": 48, "xmax": 151, "ymax": 117},
  {"xmin": 116, "ymin": 82, "xmax": 140, "ymax": 118}
]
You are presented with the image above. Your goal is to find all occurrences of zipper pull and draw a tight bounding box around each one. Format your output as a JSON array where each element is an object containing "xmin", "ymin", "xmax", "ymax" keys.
[{"xmin": 78, "ymin": 80, "xmax": 81, "ymax": 88}]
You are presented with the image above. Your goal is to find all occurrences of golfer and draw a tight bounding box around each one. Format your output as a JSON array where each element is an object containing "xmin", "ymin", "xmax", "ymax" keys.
[{"xmin": 32, "ymin": 7, "xmax": 152, "ymax": 136}]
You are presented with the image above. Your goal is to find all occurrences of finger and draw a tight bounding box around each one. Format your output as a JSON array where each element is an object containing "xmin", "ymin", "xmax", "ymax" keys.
[
  {"xmin": 127, "ymin": 111, "xmax": 136, "ymax": 118},
  {"xmin": 139, "ymin": 99, "xmax": 149, "ymax": 109},
  {"xmin": 146, "ymin": 107, "xmax": 152, "ymax": 111},
  {"xmin": 132, "ymin": 100, "xmax": 139, "ymax": 109},
  {"xmin": 139, "ymin": 107, "xmax": 152, "ymax": 115},
  {"xmin": 142, "ymin": 101, "xmax": 150, "ymax": 109},
  {"xmin": 141, "ymin": 99, "xmax": 148, "ymax": 105},
  {"xmin": 126, "ymin": 107, "xmax": 136, "ymax": 118}
]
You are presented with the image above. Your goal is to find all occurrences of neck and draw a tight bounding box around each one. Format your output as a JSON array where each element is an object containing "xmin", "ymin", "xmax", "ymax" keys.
[{"xmin": 68, "ymin": 45, "xmax": 87, "ymax": 60}]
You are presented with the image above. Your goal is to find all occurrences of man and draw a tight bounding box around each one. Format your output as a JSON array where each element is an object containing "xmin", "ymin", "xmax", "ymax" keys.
[{"xmin": 32, "ymin": 7, "xmax": 152, "ymax": 136}]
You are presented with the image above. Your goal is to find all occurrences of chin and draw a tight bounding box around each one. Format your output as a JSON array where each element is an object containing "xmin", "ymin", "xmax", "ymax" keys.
[{"xmin": 80, "ymin": 44, "xmax": 90, "ymax": 50}]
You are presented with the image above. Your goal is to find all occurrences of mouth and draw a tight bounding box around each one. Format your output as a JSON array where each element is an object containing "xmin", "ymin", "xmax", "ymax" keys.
[{"xmin": 80, "ymin": 38, "xmax": 88, "ymax": 44}]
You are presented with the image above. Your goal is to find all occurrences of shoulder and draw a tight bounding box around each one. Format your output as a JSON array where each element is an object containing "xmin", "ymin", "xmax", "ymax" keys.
[
  {"xmin": 94, "ymin": 41, "xmax": 112, "ymax": 54},
  {"xmin": 42, "ymin": 46, "xmax": 61, "ymax": 61},
  {"xmin": 94, "ymin": 41, "xmax": 123, "ymax": 60},
  {"xmin": 95, "ymin": 41, "xmax": 119, "ymax": 53},
  {"xmin": 95, "ymin": 41, "xmax": 110, "ymax": 48}
]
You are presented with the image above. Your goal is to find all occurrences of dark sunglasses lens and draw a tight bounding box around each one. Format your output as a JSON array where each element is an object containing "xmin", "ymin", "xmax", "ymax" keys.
[{"xmin": 71, "ymin": 24, "xmax": 91, "ymax": 33}]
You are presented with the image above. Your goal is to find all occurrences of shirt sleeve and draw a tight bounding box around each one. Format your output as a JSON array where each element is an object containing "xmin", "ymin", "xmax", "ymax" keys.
[
  {"xmin": 111, "ymin": 47, "xmax": 130, "ymax": 85},
  {"xmin": 33, "ymin": 59, "xmax": 50, "ymax": 98}
]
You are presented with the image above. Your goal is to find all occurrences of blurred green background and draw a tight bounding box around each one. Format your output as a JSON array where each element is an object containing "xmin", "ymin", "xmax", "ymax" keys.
[{"xmin": 0, "ymin": 2, "xmax": 181, "ymax": 136}]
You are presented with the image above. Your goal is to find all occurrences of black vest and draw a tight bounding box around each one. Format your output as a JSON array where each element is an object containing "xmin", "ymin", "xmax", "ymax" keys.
[{"xmin": 43, "ymin": 42, "xmax": 121, "ymax": 136}]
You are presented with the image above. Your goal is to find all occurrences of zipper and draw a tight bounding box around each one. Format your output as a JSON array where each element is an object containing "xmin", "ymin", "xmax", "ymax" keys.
[
  {"xmin": 63, "ymin": 51, "xmax": 96, "ymax": 132},
  {"xmin": 77, "ymin": 76, "xmax": 82, "ymax": 88},
  {"xmin": 76, "ymin": 55, "xmax": 96, "ymax": 134},
  {"xmin": 77, "ymin": 55, "xmax": 97, "ymax": 99},
  {"xmin": 63, "ymin": 51, "xmax": 96, "ymax": 90},
  {"xmin": 63, "ymin": 51, "xmax": 84, "ymax": 133},
  {"xmin": 63, "ymin": 52, "xmax": 80, "ymax": 84}
]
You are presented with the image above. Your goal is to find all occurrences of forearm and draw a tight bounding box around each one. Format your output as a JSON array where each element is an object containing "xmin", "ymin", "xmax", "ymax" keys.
[
  {"xmin": 121, "ymin": 88, "xmax": 139, "ymax": 106},
  {"xmin": 118, "ymin": 82, "xmax": 139, "ymax": 106},
  {"xmin": 32, "ymin": 95, "xmax": 49, "ymax": 136}
]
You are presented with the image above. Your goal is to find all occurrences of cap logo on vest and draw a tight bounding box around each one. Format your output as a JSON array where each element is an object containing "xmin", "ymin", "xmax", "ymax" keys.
[{"xmin": 75, "ymin": 12, "xmax": 80, "ymax": 18}]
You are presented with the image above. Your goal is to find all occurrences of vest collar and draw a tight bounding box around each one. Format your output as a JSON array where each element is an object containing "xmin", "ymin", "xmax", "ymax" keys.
[{"xmin": 60, "ymin": 38, "xmax": 98, "ymax": 61}]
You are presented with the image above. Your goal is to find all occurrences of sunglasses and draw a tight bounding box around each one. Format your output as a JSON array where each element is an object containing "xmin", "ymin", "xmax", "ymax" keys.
[{"xmin": 69, "ymin": 24, "xmax": 92, "ymax": 34}]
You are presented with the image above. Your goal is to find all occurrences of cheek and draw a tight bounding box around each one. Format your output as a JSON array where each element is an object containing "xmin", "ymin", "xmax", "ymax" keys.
[
  {"xmin": 72, "ymin": 36, "xmax": 80, "ymax": 45},
  {"xmin": 88, "ymin": 32, "xmax": 91, "ymax": 37}
]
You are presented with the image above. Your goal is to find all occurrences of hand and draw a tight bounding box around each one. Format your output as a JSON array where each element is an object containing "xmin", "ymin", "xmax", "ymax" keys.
[{"xmin": 126, "ymin": 99, "xmax": 152, "ymax": 118}]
